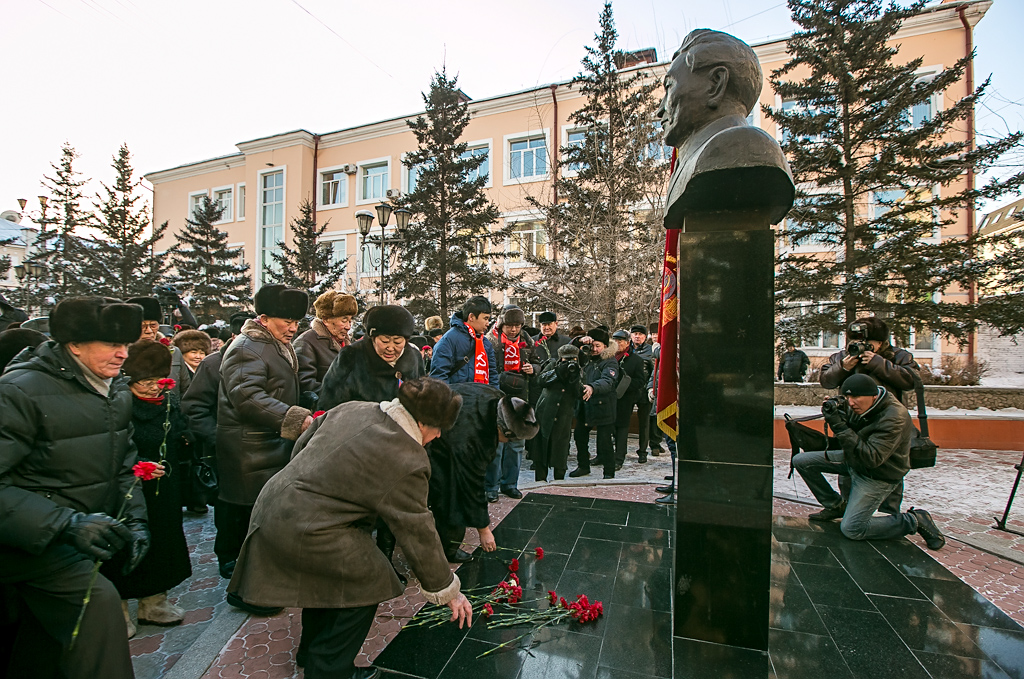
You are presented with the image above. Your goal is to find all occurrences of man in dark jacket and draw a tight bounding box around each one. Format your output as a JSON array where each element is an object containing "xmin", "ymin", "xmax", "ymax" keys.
[
  {"xmin": 534, "ymin": 343, "xmax": 583, "ymax": 481},
  {"xmin": 532, "ymin": 311, "xmax": 570, "ymax": 366},
  {"xmin": 216, "ymin": 286, "xmax": 313, "ymax": 594},
  {"xmin": 429, "ymin": 296, "xmax": 499, "ymax": 387},
  {"xmin": 816, "ymin": 316, "xmax": 918, "ymax": 517},
  {"xmin": 793, "ymin": 374, "xmax": 944, "ymax": 550},
  {"xmin": 629, "ymin": 325, "xmax": 657, "ymax": 459},
  {"xmin": 484, "ymin": 307, "xmax": 540, "ymax": 500},
  {"xmin": 294, "ymin": 291, "xmax": 357, "ymax": 393},
  {"xmin": 0, "ymin": 297, "xmax": 150, "ymax": 679},
  {"xmin": 777, "ymin": 341, "xmax": 810, "ymax": 382},
  {"xmin": 611, "ymin": 330, "xmax": 650, "ymax": 468},
  {"xmin": 427, "ymin": 382, "xmax": 538, "ymax": 562},
  {"xmin": 569, "ymin": 328, "xmax": 620, "ymax": 479}
]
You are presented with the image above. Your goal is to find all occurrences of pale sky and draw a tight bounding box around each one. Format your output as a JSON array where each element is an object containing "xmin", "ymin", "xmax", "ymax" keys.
[{"xmin": 4, "ymin": 0, "xmax": 1021, "ymax": 219}]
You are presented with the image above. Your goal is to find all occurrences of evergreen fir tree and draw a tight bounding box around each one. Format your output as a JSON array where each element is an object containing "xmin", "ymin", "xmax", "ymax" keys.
[
  {"xmin": 170, "ymin": 197, "xmax": 251, "ymax": 322},
  {"xmin": 388, "ymin": 68, "xmax": 507, "ymax": 319},
  {"xmin": 264, "ymin": 198, "xmax": 347, "ymax": 309},
  {"xmin": 26, "ymin": 143, "xmax": 100, "ymax": 308},
  {"xmin": 93, "ymin": 144, "xmax": 172, "ymax": 298},
  {"xmin": 768, "ymin": 0, "xmax": 1024, "ymax": 345},
  {"xmin": 518, "ymin": 2, "xmax": 667, "ymax": 328}
]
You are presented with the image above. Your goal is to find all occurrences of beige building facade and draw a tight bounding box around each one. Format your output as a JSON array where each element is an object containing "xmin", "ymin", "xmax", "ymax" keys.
[{"xmin": 147, "ymin": 0, "xmax": 989, "ymax": 358}]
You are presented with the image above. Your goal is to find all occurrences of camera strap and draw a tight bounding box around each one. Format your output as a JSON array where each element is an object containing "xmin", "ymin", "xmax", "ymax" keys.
[{"xmin": 911, "ymin": 370, "xmax": 929, "ymax": 438}]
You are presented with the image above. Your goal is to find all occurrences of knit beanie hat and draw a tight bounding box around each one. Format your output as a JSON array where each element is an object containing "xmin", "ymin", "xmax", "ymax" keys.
[{"xmin": 840, "ymin": 373, "xmax": 880, "ymax": 397}]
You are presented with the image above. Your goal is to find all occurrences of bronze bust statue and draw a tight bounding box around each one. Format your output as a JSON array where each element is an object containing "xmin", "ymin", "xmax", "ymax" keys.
[{"xmin": 658, "ymin": 29, "xmax": 794, "ymax": 231}]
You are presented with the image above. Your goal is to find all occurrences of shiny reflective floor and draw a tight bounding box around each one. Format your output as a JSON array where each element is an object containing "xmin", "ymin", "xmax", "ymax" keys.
[{"xmin": 373, "ymin": 494, "xmax": 1024, "ymax": 679}]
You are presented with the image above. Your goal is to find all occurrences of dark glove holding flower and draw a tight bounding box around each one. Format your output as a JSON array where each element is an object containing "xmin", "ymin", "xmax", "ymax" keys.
[
  {"xmin": 58, "ymin": 512, "xmax": 132, "ymax": 562},
  {"xmin": 120, "ymin": 518, "xmax": 151, "ymax": 575}
]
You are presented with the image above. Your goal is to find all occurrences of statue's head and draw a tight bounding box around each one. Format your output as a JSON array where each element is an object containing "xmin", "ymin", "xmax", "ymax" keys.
[{"xmin": 658, "ymin": 29, "xmax": 763, "ymax": 149}]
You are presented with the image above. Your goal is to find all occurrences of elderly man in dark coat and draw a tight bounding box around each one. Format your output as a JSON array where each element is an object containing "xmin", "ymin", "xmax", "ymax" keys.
[
  {"xmin": 533, "ymin": 343, "xmax": 583, "ymax": 481},
  {"xmin": 229, "ymin": 378, "xmax": 472, "ymax": 679},
  {"xmin": 294, "ymin": 290, "xmax": 357, "ymax": 393},
  {"xmin": 427, "ymin": 382, "xmax": 539, "ymax": 562},
  {"xmin": 569, "ymin": 328, "xmax": 620, "ymax": 479},
  {"xmin": 0, "ymin": 297, "xmax": 150, "ymax": 679},
  {"xmin": 216, "ymin": 285, "xmax": 313, "ymax": 599}
]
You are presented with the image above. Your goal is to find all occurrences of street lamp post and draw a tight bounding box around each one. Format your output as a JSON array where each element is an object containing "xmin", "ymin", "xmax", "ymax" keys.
[{"xmin": 355, "ymin": 203, "xmax": 411, "ymax": 306}]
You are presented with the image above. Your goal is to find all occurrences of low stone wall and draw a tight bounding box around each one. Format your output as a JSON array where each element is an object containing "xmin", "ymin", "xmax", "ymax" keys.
[{"xmin": 775, "ymin": 382, "xmax": 1024, "ymax": 410}]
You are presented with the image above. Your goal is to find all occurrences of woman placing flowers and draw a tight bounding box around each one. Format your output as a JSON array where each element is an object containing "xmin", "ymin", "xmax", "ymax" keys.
[{"xmin": 102, "ymin": 340, "xmax": 193, "ymax": 637}]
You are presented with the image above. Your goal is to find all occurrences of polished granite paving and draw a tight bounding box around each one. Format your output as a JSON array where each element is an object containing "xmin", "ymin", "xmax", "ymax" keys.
[{"xmin": 373, "ymin": 493, "xmax": 1024, "ymax": 679}]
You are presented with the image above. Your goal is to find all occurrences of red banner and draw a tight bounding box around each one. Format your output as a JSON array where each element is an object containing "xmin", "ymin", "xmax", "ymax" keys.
[{"xmin": 656, "ymin": 229, "xmax": 679, "ymax": 440}]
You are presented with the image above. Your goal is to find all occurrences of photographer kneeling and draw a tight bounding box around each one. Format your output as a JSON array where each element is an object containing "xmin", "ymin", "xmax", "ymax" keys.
[{"xmin": 792, "ymin": 374, "xmax": 945, "ymax": 550}]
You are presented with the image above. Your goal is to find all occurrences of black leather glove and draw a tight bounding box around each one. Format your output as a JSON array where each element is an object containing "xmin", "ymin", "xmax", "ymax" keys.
[
  {"xmin": 121, "ymin": 519, "xmax": 151, "ymax": 575},
  {"xmin": 300, "ymin": 390, "xmax": 319, "ymax": 411},
  {"xmin": 58, "ymin": 513, "xmax": 132, "ymax": 561},
  {"xmin": 822, "ymin": 403, "xmax": 847, "ymax": 430}
]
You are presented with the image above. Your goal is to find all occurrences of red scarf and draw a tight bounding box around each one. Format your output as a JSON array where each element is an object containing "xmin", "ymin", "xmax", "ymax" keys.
[
  {"xmin": 137, "ymin": 395, "xmax": 165, "ymax": 404},
  {"xmin": 466, "ymin": 325, "xmax": 489, "ymax": 383},
  {"xmin": 501, "ymin": 333, "xmax": 526, "ymax": 372}
]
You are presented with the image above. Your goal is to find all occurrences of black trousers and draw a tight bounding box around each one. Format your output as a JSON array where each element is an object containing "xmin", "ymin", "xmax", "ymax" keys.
[
  {"xmin": 214, "ymin": 499, "xmax": 253, "ymax": 568},
  {"xmin": 434, "ymin": 521, "xmax": 468, "ymax": 560},
  {"xmin": 298, "ymin": 605, "xmax": 378, "ymax": 679},
  {"xmin": 1, "ymin": 549, "xmax": 134, "ymax": 679},
  {"xmin": 574, "ymin": 422, "xmax": 615, "ymax": 475},
  {"xmin": 614, "ymin": 394, "xmax": 652, "ymax": 465}
]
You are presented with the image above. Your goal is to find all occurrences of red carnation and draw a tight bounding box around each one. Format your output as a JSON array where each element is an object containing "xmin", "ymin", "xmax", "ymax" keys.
[
  {"xmin": 535, "ymin": 547, "xmax": 544, "ymax": 559},
  {"xmin": 133, "ymin": 460, "xmax": 159, "ymax": 481},
  {"xmin": 509, "ymin": 558, "xmax": 519, "ymax": 572},
  {"xmin": 548, "ymin": 590, "xmax": 557, "ymax": 604},
  {"xmin": 313, "ymin": 410, "xmax": 326, "ymax": 418},
  {"xmin": 483, "ymin": 603, "xmax": 493, "ymax": 616},
  {"xmin": 560, "ymin": 597, "xmax": 568, "ymax": 608},
  {"xmin": 173, "ymin": 324, "xmax": 182, "ymax": 331},
  {"xmin": 159, "ymin": 337, "xmax": 171, "ymax": 346},
  {"xmin": 157, "ymin": 378, "xmax": 176, "ymax": 390}
]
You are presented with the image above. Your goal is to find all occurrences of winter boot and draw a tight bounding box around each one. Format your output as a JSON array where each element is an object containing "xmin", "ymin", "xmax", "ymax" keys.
[
  {"xmin": 121, "ymin": 600, "xmax": 136, "ymax": 638},
  {"xmin": 137, "ymin": 593, "xmax": 185, "ymax": 626}
]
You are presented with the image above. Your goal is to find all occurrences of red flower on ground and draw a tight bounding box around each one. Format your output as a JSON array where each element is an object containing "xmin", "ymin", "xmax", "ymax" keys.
[
  {"xmin": 560, "ymin": 597, "xmax": 568, "ymax": 608},
  {"xmin": 483, "ymin": 603, "xmax": 493, "ymax": 616},
  {"xmin": 313, "ymin": 410, "xmax": 326, "ymax": 418},
  {"xmin": 508, "ymin": 558, "xmax": 519, "ymax": 572},
  {"xmin": 548, "ymin": 590, "xmax": 558, "ymax": 605},
  {"xmin": 159, "ymin": 338, "xmax": 171, "ymax": 346},
  {"xmin": 133, "ymin": 461, "xmax": 160, "ymax": 481},
  {"xmin": 535, "ymin": 547, "xmax": 544, "ymax": 559}
]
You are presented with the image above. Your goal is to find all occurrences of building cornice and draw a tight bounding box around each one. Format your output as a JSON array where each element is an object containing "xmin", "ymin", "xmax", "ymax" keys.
[
  {"xmin": 235, "ymin": 129, "xmax": 316, "ymax": 155},
  {"xmin": 144, "ymin": 152, "xmax": 246, "ymax": 184}
]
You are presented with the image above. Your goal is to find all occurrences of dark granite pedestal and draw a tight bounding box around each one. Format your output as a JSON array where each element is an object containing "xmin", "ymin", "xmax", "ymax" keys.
[{"xmin": 374, "ymin": 494, "xmax": 1024, "ymax": 679}]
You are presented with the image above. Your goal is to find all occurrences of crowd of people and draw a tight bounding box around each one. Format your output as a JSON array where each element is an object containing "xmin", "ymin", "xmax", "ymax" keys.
[
  {"xmin": 0, "ymin": 285, "xmax": 944, "ymax": 679},
  {"xmin": 0, "ymin": 288, "xmax": 674, "ymax": 679}
]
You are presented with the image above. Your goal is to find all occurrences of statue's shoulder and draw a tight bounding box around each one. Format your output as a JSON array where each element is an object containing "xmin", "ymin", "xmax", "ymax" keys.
[{"xmin": 694, "ymin": 124, "xmax": 787, "ymax": 174}]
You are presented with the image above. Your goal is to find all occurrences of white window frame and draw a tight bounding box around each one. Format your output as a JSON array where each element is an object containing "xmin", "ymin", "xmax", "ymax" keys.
[
  {"xmin": 227, "ymin": 241, "xmax": 246, "ymax": 270},
  {"xmin": 188, "ymin": 189, "xmax": 209, "ymax": 218},
  {"xmin": 256, "ymin": 166, "xmax": 287, "ymax": 291},
  {"xmin": 908, "ymin": 65, "xmax": 944, "ymax": 129},
  {"xmin": 236, "ymin": 183, "xmax": 246, "ymax": 221},
  {"xmin": 356, "ymin": 157, "xmax": 391, "ymax": 205},
  {"xmin": 318, "ymin": 164, "xmax": 350, "ymax": 211},
  {"xmin": 502, "ymin": 129, "xmax": 551, "ymax": 186},
  {"xmin": 506, "ymin": 219, "xmax": 548, "ymax": 268},
  {"xmin": 462, "ymin": 138, "xmax": 493, "ymax": 188},
  {"xmin": 212, "ymin": 184, "xmax": 234, "ymax": 224},
  {"xmin": 561, "ymin": 127, "xmax": 588, "ymax": 178}
]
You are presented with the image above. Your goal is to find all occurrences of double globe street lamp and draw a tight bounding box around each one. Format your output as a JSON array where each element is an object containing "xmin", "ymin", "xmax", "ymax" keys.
[{"xmin": 355, "ymin": 202, "xmax": 410, "ymax": 306}]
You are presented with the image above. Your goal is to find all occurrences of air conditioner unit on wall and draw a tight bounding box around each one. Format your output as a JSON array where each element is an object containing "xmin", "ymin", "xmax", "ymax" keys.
[
  {"xmin": 386, "ymin": 189, "xmax": 403, "ymax": 199},
  {"xmin": 342, "ymin": 164, "xmax": 358, "ymax": 174}
]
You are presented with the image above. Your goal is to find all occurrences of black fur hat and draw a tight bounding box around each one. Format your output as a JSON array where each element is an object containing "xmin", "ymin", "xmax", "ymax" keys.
[
  {"xmin": 398, "ymin": 377, "xmax": 463, "ymax": 431},
  {"xmin": 50, "ymin": 297, "xmax": 143, "ymax": 345},
  {"xmin": 364, "ymin": 305, "xmax": 416, "ymax": 338},
  {"xmin": 587, "ymin": 327, "xmax": 610, "ymax": 345},
  {"xmin": 229, "ymin": 312, "xmax": 250, "ymax": 336},
  {"xmin": 558, "ymin": 343, "xmax": 579, "ymax": 360},
  {"xmin": 538, "ymin": 311, "xmax": 557, "ymax": 324},
  {"xmin": 497, "ymin": 396, "xmax": 539, "ymax": 441},
  {"xmin": 630, "ymin": 324, "xmax": 648, "ymax": 336},
  {"xmin": 255, "ymin": 285, "xmax": 309, "ymax": 320},
  {"xmin": 126, "ymin": 297, "xmax": 162, "ymax": 322},
  {"xmin": 0, "ymin": 327, "xmax": 48, "ymax": 372},
  {"xmin": 499, "ymin": 371, "xmax": 528, "ymax": 399},
  {"xmin": 123, "ymin": 339, "xmax": 173, "ymax": 383},
  {"xmin": 501, "ymin": 307, "xmax": 526, "ymax": 327},
  {"xmin": 849, "ymin": 316, "xmax": 890, "ymax": 343}
]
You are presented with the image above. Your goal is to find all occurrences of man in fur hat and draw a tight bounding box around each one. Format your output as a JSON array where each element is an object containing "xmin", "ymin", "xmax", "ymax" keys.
[
  {"xmin": 129, "ymin": 296, "xmax": 192, "ymax": 397},
  {"xmin": 569, "ymin": 327, "xmax": 620, "ymax": 479},
  {"xmin": 216, "ymin": 285, "xmax": 314, "ymax": 605},
  {"xmin": 295, "ymin": 291, "xmax": 358, "ymax": 393},
  {"xmin": 0, "ymin": 297, "xmax": 150, "ymax": 679},
  {"xmin": 423, "ymin": 315, "xmax": 444, "ymax": 347}
]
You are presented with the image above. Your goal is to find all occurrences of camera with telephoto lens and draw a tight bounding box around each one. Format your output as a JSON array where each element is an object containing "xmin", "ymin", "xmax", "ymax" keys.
[
  {"xmin": 821, "ymin": 395, "xmax": 847, "ymax": 417},
  {"xmin": 153, "ymin": 285, "xmax": 180, "ymax": 308}
]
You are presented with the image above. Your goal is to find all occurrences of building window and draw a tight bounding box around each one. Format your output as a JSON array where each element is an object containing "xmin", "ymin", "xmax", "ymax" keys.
[
  {"xmin": 913, "ymin": 327, "xmax": 937, "ymax": 351},
  {"xmin": 565, "ymin": 130, "xmax": 586, "ymax": 173},
  {"xmin": 462, "ymin": 145, "xmax": 490, "ymax": 183},
  {"xmin": 779, "ymin": 99, "xmax": 824, "ymax": 144},
  {"xmin": 407, "ymin": 163, "xmax": 425, "ymax": 194},
  {"xmin": 361, "ymin": 162, "xmax": 388, "ymax": 201},
  {"xmin": 510, "ymin": 221, "xmax": 547, "ymax": 263},
  {"xmin": 321, "ymin": 170, "xmax": 347, "ymax": 207},
  {"xmin": 787, "ymin": 301, "xmax": 841, "ymax": 349},
  {"xmin": 237, "ymin": 184, "xmax": 246, "ymax": 220},
  {"xmin": 214, "ymin": 187, "xmax": 233, "ymax": 222},
  {"xmin": 189, "ymin": 191, "xmax": 208, "ymax": 217},
  {"xmin": 260, "ymin": 171, "xmax": 284, "ymax": 285},
  {"xmin": 360, "ymin": 242, "xmax": 382, "ymax": 277},
  {"xmin": 469, "ymin": 236, "xmax": 487, "ymax": 266},
  {"xmin": 509, "ymin": 136, "xmax": 547, "ymax": 180}
]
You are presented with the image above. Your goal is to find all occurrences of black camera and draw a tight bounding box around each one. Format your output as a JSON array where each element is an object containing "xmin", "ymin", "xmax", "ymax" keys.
[
  {"xmin": 821, "ymin": 395, "xmax": 847, "ymax": 417},
  {"xmin": 153, "ymin": 285, "xmax": 180, "ymax": 307},
  {"xmin": 847, "ymin": 340, "xmax": 870, "ymax": 357}
]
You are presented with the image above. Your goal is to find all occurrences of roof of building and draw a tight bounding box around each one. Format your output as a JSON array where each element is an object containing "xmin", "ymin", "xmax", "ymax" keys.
[{"xmin": 979, "ymin": 196, "xmax": 1024, "ymax": 236}]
